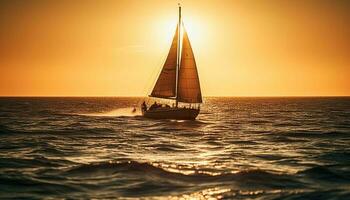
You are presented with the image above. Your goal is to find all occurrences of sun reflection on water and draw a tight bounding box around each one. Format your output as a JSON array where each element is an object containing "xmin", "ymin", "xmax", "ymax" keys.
[{"xmin": 169, "ymin": 187, "xmax": 231, "ymax": 200}]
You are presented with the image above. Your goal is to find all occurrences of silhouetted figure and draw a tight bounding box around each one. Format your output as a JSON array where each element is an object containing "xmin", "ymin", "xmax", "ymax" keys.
[
  {"xmin": 150, "ymin": 101, "xmax": 158, "ymax": 110},
  {"xmin": 141, "ymin": 101, "xmax": 147, "ymax": 111}
]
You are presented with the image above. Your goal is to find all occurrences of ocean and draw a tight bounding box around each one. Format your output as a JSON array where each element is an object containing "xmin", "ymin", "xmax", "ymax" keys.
[{"xmin": 0, "ymin": 97, "xmax": 349, "ymax": 199}]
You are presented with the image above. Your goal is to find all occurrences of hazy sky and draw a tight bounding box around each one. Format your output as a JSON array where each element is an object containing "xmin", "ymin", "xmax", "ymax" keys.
[{"xmin": 0, "ymin": 0, "xmax": 349, "ymax": 96}]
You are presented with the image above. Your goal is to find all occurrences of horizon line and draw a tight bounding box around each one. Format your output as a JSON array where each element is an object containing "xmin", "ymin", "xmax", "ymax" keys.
[{"xmin": 0, "ymin": 95, "xmax": 349, "ymax": 98}]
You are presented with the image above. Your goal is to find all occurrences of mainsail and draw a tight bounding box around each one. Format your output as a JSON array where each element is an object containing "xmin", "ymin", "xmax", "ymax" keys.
[
  {"xmin": 177, "ymin": 28, "xmax": 202, "ymax": 103},
  {"xmin": 150, "ymin": 25, "xmax": 179, "ymax": 98}
]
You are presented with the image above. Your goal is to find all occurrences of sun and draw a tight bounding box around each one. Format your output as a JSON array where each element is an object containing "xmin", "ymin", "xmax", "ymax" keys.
[
  {"xmin": 182, "ymin": 17, "xmax": 202, "ymax": 43},
  {"xmin": 155, "ymin": 11, "xmax": 207, "ymax": 46}
]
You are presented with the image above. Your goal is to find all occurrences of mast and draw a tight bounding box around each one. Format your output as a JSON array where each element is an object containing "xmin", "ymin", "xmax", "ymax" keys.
[{"xmin": 175, "ymin": 4, "xmax": 181, "ymax": 107}]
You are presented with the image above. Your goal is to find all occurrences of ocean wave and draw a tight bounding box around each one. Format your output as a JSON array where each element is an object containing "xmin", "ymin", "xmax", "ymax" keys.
[
  {"xmin": 282, "ymin": 130, "xmax": 349, "ymax": 138},
  {"xmin": 64, "ymin": 161, "xmax": 350, "ymax": 191},
  {"xmin": 64, "ymin": 160, "xmax": 299, "ymax": 186},
  {"xmin": 0, "ymin": 125, "xmax": 15, "ymax": 135},
  {"xmin": 0, "ymin": 126, "xmax": 117, "ymax": 136},
  {"xmin": 145, "ymin": 143, "xmax": 187, "ymax": 152},
  {"xmin": 0, "ymin": 174, "xmax": 79, "ymax": 198},
  {"xmin": 268, "ymin": 189, "xmax": 350, "ymax": 200},
  {"xmin": 298, "ymin": 165, "xmax": 350, "ymax": 183},
  {"xmin": 318, "ymin": 151, "xmax": 350, "ymax": 164},
  {"xmin": 0, "ymin": 156, "xmax": 63, "ymax": 169}
]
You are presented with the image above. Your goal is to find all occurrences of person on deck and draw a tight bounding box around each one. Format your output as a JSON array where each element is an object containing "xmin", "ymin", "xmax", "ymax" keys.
[
  {"xmin": 141, "ymin": 101, "xmax": 147, "ymax": 111},
  {"xmin": 149, "ymin": 101, "xmax": 158, "ymax": 110}
]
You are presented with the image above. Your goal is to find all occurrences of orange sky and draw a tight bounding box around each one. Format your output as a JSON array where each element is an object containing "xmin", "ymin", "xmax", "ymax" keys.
[{"xmin": 0, "ymin": 0, "xmax": 349, "ymax": 96}]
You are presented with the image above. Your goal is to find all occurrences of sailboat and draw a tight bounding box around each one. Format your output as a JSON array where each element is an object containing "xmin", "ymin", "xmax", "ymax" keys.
[{"xmin": 141, "ymin": 5, "xmax": 202, "ymax": 120}]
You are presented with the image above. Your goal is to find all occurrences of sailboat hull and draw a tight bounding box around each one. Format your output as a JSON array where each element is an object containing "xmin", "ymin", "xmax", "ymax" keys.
[{"xmin": 142, "ymin": 107, "xmax": 199, "ymax": 120}]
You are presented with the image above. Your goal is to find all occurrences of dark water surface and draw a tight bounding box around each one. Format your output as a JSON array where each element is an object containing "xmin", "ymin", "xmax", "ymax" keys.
[{"xmin": 0, "ymin": 97, "xmax": 349, "ymax": 199}]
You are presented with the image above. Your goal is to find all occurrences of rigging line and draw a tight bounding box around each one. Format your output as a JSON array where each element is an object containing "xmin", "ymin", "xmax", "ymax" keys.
[
  {"xmin": 146, "ymin": 25, "xmax": 178, "ymax": 97},
  {"xmin": 136, "ymin": 52, "xmax": 166, "ymax": 106},
  {"xmin": 134, "ymin": 32, "xmax": 175, "ymax": 106},
  {"xmin": 138, "ymin": 21, "xmax": 180, "ymax": 106}
]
